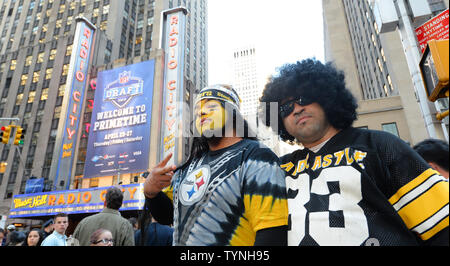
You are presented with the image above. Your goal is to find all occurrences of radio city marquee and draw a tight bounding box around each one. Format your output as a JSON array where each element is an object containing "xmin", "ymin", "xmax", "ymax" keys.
[{"xmin": 9, "ymin": 184, "xmax": 145, "ymax": 218}]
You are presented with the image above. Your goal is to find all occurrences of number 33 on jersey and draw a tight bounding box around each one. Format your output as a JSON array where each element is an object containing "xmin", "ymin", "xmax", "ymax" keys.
[{"xmin": 280, "ymin": 129, "xmax": 449, "ymax": 246}]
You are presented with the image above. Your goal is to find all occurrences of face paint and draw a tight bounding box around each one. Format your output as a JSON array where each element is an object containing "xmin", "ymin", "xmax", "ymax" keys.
[{"xmin": 194, "ymin": 99, "xmax": 227, "ymax": 136}]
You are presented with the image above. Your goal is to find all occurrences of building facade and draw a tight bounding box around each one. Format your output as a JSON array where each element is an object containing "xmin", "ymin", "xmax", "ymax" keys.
[
  {"xmin": 232, "ymin": 45, "xmax": 260, "ymax": 117},
  {"xmin": 0, "ymin": 0, "xmax": 207, "ymax": 222},
  {"xmin": 323, "ymin": 0, "xmax": 448, "ymax": 145}
]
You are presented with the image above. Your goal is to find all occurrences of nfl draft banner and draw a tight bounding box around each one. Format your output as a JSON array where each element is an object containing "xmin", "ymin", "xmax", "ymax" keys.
[
  {"xmin": 160, "ymin": 7, "xmax": 188, "ymax": 165},
  {"xmin": 83, "ymin": 60, "xmax": 155, "ymax": 178},
  {"xmin": 50, "ymin": 17, "xmax": 96, "ymax": 190}
]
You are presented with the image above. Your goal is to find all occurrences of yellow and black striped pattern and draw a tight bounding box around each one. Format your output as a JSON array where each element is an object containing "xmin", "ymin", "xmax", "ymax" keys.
[{"xmin": 389, "ymin": 168, "xmax": 449, "ymax": 241}]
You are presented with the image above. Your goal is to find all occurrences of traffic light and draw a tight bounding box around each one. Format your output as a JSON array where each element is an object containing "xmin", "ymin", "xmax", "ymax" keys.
[
  {"xmin": 0, "ymin": 125, "xmax": 12, "ymax": 144},
  {"xmin": 419, "ymin": 39, "xmax": 449, "ymax": 102},
  {"xmin": 14, "ymin": 126, "xmax": 25, "ymax": 145},
  {"xmin": 0, "ymin": 162, "xmax": 7, "ymax": 173}
]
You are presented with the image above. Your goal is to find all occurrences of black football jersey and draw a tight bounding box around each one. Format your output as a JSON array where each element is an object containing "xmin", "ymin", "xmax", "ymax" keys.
[{"xmin": 280, "ymin": 127, "xmax": 449, "ymax": 246}]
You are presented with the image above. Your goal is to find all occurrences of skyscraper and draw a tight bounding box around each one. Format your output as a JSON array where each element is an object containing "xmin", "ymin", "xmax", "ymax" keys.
[
  {"xmin": 231, "ymin": 45, "xmax": 296, "ymax": 156},
  {"xmin": 323, "ymin": 0, "xmax": 448, "ymax": 145},
  {"xmin": 0, "ymin": 0, "xmax": 207, "ymax": 221},
  {"xmin": 232, "ymin": 45, "xmax": 260, "ymax": 117}
]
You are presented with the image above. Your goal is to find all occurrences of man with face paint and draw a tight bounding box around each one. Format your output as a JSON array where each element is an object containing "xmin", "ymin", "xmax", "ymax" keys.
[{"xmin": 143, "ymin": 84, "xmax": 288, "ymax": 246}]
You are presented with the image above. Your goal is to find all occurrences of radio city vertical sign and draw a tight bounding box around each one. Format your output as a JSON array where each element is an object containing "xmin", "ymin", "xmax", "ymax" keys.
[
  {"xmin": 160, "ymin": 7, "xmax": 188, "ymax": 165},
  {"xmin": 50, "ymin": 17, "xmax": 96, "ymax": 190},
  {"xmin": 83, "ymin": 60, "xmax": 155, "ymax": 178}
]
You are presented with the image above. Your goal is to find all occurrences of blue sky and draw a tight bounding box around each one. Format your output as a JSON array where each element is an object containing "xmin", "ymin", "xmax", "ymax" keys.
[{"xmin": 207, "ymin": 0, "xmax": 325, "ymax": 86}]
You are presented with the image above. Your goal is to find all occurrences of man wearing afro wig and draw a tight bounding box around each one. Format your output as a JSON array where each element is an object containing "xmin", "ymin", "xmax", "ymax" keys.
[
  {"xmin": 259, "ymin": 58, "xmax": 448, "ymax": 246},
  {"xmin": 144, "ymin": 84, "xmax": 288, "ymax": 246}
]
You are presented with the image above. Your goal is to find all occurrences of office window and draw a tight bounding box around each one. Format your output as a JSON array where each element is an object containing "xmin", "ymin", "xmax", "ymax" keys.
[
  {"xmin": 45, "ymin": 68, "xmax": 53, "ymax": 80},
  {"xmin": 28, "ymin": 91, "xmax": 36, "ymax": 103},
  {"xmin": 387, "ymin": 75, "xmax": 394, "ymax": 91},
  {"xmin": 10, "ymin": 60, "xmax": 17, "ymax": 70},
  {"xmin": 32, "ymin": 71, "xmax": 40, "ymax": 83},
  {"xmin": 16, "ymin": 93, "xmax": 24, "ymax": 105},
  {"xmin": 66, "ymin": 44, "xmax": 72, "ymax": 56},
  {"xmin": 58, "ymin": 85, "xmax": 66, "ymax": 96},
  {"xmin": 60, "ymin": 64, "xmax": 68, "ymax": 76},
  {"xmin": 20, "ymin": 74, "xmax": 28, "ymax": 86},
  {"xmin": 33, "ymin": 121, "xmax": 41, "ymax": 132},
  {"xmin": 100, "ymin": 21, "xmax": 107, "ymax": 30},
  {"xmin": 49, "ymin": 49, "xmax": 57, "ymax": 60},
  {"xmin": 37, "ymin": 52, "xmax": 45, "ymax": 63},
  {"xmin": 25, "ymin": 55, "xmax": 33, "ymax": 66},
  {"xmin": 377, "ymin": 58, "xmax": 383, "ymax": 72},
  {"xmin": 382, "ymin": 122, "xmax": 399, "ymax": 138},
  {"xmin": 41, "ymin": 88, "xmax": 49, "ymax": 100}
]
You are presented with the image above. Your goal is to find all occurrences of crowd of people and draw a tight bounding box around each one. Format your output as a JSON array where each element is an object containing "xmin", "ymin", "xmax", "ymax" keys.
[
  {"xmin": 0, "ymin": 58, "xmax": 448, "ymax": 246},
  {"xmin": 0, "ymin": 186, "xmax": 173, "ymax": 246}
]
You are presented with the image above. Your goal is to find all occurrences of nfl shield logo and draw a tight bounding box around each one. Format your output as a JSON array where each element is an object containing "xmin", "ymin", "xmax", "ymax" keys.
[{"xmin": 104, "ymin": 71, "xmax": 144, "ymax": 108}]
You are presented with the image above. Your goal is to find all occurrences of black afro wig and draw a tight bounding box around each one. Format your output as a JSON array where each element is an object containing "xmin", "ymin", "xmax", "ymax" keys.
[{"xmin": 259, "ymin": 58, "xmax": 358, "ymax": 141}]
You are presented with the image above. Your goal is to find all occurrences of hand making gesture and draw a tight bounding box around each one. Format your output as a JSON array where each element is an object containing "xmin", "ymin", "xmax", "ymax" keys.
[{"xmin": 143, "ymin": 153, "xmax": 177, "ymax": 199}]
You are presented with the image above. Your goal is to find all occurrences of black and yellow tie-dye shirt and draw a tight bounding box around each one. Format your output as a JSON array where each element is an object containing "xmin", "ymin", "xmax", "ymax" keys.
[{"xmin": 165, "ymin": 139, "xmax": 288, "ymax": 246}]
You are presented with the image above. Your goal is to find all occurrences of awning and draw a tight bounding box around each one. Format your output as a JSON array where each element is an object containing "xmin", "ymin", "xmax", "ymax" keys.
[{"xmin": 9, "ymin": 184, "xmax": 145, "ymax": 219}]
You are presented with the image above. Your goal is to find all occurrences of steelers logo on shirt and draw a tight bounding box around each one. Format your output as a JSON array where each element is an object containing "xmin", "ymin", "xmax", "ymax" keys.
[{"xmin": 179, "ymin": 165, "xmax": 211, "ymax": 206}]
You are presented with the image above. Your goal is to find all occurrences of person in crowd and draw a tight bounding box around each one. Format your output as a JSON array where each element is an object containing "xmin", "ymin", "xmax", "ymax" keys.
[
  {"xmin": 41, "ymin": 218, "xmax": 54, "ymax": 240},
  {"xmin": 41, "ymin": 213, "xmax": 69, "ymax": 246},
  {"xmin": 135, "ymin": 208, "xmax": 173, "ymax": 246},
  {"xmin": 6, "ymin": 230, "xmax": 26, "ymax": 246},
  {"xmin": 144, "ymin": 84, "xmax": 288, "ymax": 246},
  {"xmin": 89, "ymin": 228, "xmax": 114, "ymax": 246},
  {"xmin": 128, "ymin": 217, "xmax": 138, "ymax": 232},
  {"xmin": 413, "ymin": 138, "xmax": 449, "ymax": 179},
  {"xmin": 259, "ymin": 58, "xmax": 449, "ymax": 246},
  {"xmin": 22, "ymin": 228, "xmax": 44, "ymax": 246},
  {"xmin": 0, "ymin": 228, "xmax": 5, "ymax": 246},
  {"xmin": 73, "ymin": 186, "xmax": 135, "ymax": 246},
  {"xmin": 4, "ymin": 224, "xmax": 16, "ymax": 246}
]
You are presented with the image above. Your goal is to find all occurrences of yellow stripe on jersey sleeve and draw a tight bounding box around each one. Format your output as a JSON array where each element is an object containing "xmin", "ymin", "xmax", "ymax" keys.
[
  {"xmin": 397, "ymin": 181, "xmax": 448, "ymax": 228},
  {"xmin": 388, "ymin": 168, "xmax": 439, "ymax": 205},
  {"xmin": 388, "ymin": 168, "xmax": 449, "ymax": 240},
  {"xmin": 421, "ymin": 216, "xmax": 449, "ymax": 241}
]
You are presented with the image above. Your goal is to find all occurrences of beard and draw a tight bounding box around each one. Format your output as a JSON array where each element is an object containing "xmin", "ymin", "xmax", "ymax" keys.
[
  {"xmin": 200, "ymin": 134, "xmax": 221, "ymax": 146},
  {"xmin": 200, "ymin": 125, "xmax": 227, "ymax": 140}
]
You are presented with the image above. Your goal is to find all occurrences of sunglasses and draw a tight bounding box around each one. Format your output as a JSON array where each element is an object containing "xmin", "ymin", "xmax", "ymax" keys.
[
  {"xmin": 279, "ymin": 98, "xmax": 314, "ymax": 118},
  {"xmin": 94, "ymin": 238, "xmax": 114, "ymax": 245}
]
